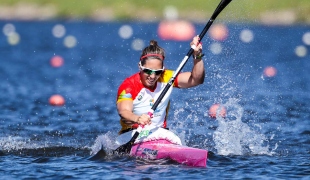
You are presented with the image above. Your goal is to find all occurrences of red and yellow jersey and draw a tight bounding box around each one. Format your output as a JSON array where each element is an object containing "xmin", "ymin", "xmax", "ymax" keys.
[{"xmin": 117, "ymin": 70, "xmax": 179, "ymax": 133}]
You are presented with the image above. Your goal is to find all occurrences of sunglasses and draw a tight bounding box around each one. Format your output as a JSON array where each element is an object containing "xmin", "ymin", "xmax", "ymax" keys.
[{"xmin": 139, "ymin": 63, "xmax": 164, "ymax": 76}]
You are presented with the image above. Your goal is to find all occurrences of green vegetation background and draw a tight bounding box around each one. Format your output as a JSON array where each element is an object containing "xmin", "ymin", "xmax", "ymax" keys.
[{"xmin": 1, "ymin": 0, "xmax": 309, "ymax": 23}]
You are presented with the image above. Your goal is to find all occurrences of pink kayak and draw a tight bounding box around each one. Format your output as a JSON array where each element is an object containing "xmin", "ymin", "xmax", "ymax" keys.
[{"xmin": 130, "ymin": 139, "xmax": 208, "ymax": 167}]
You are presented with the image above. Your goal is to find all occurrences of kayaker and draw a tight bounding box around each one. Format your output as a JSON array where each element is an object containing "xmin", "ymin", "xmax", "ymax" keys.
[{"xmin": 117, "ymin": 36, "xmax": 205, "ymax": 134}]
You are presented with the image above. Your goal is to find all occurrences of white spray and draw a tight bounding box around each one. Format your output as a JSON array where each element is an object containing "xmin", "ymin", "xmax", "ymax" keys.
[{"xmin": 213, "ymin": 98, "xmax": 275, "ymax": 156}]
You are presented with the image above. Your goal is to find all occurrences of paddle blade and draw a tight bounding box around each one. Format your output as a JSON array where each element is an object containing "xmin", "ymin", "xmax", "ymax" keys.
[
  {"xmin": 114, "ymin": 131, "xmax": 140, "ymax": 154},
  {"xmin": 88, "ymin": 146, "xmax": 107, "ymax": 161},
  {"xmin": 114, "ymin": 141, "xmax": 133, "ymax": 154}
]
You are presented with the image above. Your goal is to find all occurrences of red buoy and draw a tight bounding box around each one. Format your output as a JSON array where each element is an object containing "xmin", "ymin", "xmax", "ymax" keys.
[
  {"xmin": 50, "ymin": 55, "xmax": 64, "ymax": 68},
  {"xmin": 263, "ymin": 66, "xmax": 277, "ymax": 77},
  {"xmin": 208, "ymin": 103, "xmax": 226, "ymax": 118},
  {"xmin": 209, "ymin": 23, "xmax": 229, "ymax": 41},
  {"xmin": 158, "ymin": 20, "xmax": 195, "ymax": 41},
  {"xmin": 49, "ymin": 94, "xmax": 65, "ymax": 106}
]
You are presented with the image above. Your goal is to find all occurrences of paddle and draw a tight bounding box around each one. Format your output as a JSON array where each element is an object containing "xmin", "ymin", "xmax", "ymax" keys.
[{"xmin": 89, "ymin": 0, "xmax": 233, "ymax": 160}]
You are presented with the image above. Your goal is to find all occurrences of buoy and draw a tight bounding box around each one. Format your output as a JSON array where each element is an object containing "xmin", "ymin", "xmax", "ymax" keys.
[
  {"xmin": 50, "ymin": 55, "xmax": 64, "ymax": 68},
  {"xmin": 172, "ymin": 20, "xmax": 195, "ymax": 41},
  {"xmin": 240, "ymin": 29, "xmax": 254, "ymax": 43},
  {"xmin": 118, "ymin": 25, "xmax": 133, "ymax": 39},
  {"xmin": 209, "ymin": 23, "xmax": 229, "ymax": 41},
  {"xmin": 158, "ymin": 21, "xmax": 173, "ymax": 40},
  {"xmin": 64, "ymin": 35, "xmax": 77, "ymax": 48},
  {"xmin": 158, "ymin": 20, "xmax": 195, "ymax": 41},
  {"xmin": 52, "ymin": 24, "xmax": 66, "ymax": 38},
  {"xmin": 49, "ymin": 94, "xmax": 65, "ymax": 106},
  {"xmin": 209, "ymin": 103, "xmax": 226, "ymax": 118},
  {"xmin": 209, "ymin": 42, "xmax": 222, "ymax": 55},
  {"xmin": 302, "ymin": 32, "xmax": 310, "ymax": 45},
  {"xmin": 263, "ymin": 66, "xmax": 277, "ymax": 77},
  {"xmin": 7, "ymin": 32, "xmax": 20, "ymax": 45},
  {"xmin": 295, "ymin": 45, "xmax": 307, "ymax": 57}
]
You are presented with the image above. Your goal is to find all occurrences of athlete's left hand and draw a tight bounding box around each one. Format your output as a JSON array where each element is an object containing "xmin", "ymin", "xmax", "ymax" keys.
[{"xmin": 191, "ymin": 35, "xmax": 203, "ymax": 58}]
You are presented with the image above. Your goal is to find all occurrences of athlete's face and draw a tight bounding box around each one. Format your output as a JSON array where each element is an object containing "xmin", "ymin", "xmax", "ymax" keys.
[{"xmin": 139, "ymin": 59, "xmax": 164, "ymax": 89}]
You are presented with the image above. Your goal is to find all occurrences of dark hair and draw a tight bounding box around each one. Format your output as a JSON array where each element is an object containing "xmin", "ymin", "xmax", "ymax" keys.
[{"xmin": 140, "ymin": 40, "xmax": 165, "ymax": 66}]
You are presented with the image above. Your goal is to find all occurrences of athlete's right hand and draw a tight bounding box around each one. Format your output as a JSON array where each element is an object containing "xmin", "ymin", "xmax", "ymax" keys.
[{"xmin": 137, "ymin": 114, "xmax": 152, "ymax": 125}]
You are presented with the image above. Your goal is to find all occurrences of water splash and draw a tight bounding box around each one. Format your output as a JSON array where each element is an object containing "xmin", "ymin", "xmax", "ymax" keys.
[
  {"xmin": 0, "ymin": 136, "xmax": 90, "ymax": 157},
  {"xmin": 90, "ymin": 131, "xmax": 118, "ymax": 155},
  {"xmin": 170, "ymin": 107, "xmax": 192, "ymax": 145},
  {"xmin": 213, "ymin": 98, "xmax": 276, "ymax": 156},
  {"xmin": 0, "ymin": 136, "xmax": 36, "ymax": 151}
]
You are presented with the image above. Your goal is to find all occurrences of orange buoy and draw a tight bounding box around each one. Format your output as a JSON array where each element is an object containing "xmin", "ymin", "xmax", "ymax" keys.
[
  {"xmin": 49, "ymin": 94, "xmax": 65, "ymax": 106},
  {"xmin": 158, "ymin": 21, "xmax": 173, "ymax": 40},
  {"xmin": 50, "ymin": 55, "xmax": 64, "ymax": 68},
  {"xmin": 208, "ymin": 103, "xmax": 226, "ymax": 118},
  {"xmin": 263, "ymin": 66, "xmax": 277, "ymax": 77},
  {"xmin": 158, "ymin": 20, "xmax": 195, "ymax": 41},
  {"xmin": 172, "ymin": 20, "xmax": 195, "ymax": 41},
  {"xmin": 209, "ymin": 23, "xmax": 229, "ymax": 41}
]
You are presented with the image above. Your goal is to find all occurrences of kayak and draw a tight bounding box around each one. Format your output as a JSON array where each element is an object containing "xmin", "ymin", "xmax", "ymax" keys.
[
  {"xmin": 116, "ymin": 127, "xmax": 208, "ymax": 167},
  {"xmin": 90, "ymin": 127, "xmax": 208, "ymax": 167},
  {"xmin": 131, "ymin": 139, "xmax": 208, "ymax": 167}
]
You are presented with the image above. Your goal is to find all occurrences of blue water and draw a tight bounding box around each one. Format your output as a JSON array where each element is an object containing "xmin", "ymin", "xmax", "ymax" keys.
[{"xmin": 0, "ymin": 20, "xmax": 309, "ymax": 179}]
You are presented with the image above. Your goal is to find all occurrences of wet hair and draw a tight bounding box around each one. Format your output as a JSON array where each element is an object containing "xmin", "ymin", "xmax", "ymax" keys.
[{"xmin": 140, "ymin": 40, "xmax": 165, "ymax": 66}]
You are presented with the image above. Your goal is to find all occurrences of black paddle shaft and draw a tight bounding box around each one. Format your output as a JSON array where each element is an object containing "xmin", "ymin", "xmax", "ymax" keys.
[{"xmin": 151, "ymin": 0, "xmax": 232, "ymax": 112}]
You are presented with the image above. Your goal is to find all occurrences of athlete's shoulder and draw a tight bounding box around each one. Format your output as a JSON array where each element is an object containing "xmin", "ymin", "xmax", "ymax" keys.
[
  {"xmin": 117, "ymin": 73, "xmax": 143, "ymax": 102},
  {"xmin": 158, "ymin": 69, "xmax": 179, "ymax": 87},
  {"xmin": 121, "ymin": 73, "xmax": 140, "ymax": 85},
  {"xmin": 158, "ymin": 69, "xmax": 174, "ymax": 83}
]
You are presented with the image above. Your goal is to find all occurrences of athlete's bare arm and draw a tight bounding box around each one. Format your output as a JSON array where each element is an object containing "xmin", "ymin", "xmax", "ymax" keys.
[
  {"xmin": 117, "ymin": 100, "xmax": 151, "ymax": 126},
  {"xmin": 177, "ymin": 36, "xmax": 205, "ymax": 88}
]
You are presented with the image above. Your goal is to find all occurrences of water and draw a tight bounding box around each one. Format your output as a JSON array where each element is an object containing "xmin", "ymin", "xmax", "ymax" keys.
[{"xmin": 0, "ymin": 21, "xmax": 309, "ymax": 179}]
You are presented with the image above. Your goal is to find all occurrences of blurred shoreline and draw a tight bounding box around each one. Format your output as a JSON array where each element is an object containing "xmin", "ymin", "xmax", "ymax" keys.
[{"xmin": 0, "ymin": 2, "xmax": 309, "ymax": 25}]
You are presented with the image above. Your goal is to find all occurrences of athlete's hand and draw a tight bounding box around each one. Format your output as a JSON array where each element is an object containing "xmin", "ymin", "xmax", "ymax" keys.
[
  {"xmin": 191, "ymin": 35, "xmax": 204, "ymax": 59},
  {"xmin": 137, "ymin": 114, "xmax": 152, "ymax": 126}
]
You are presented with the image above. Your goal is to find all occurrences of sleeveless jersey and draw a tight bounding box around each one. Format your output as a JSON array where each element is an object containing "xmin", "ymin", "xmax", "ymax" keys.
[{"xmin": 117, "ymin": 70, "xmax": 179, "ymax": 133}]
